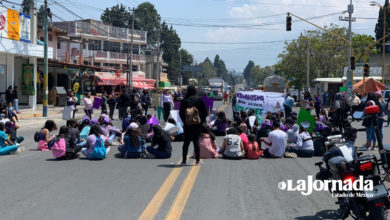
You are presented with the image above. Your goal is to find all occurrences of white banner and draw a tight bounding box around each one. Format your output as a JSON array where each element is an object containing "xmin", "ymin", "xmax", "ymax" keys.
[
  {"xmin": 235, "ymin": 91, "xmax": 285, "ymax": 116},
  {"xmin": 19, "ymin": 13, "xmax": 30, "ymax": 42},
  {"xmin": 0, "ymin": 7, "xmax": 7, "ymax": 39}
]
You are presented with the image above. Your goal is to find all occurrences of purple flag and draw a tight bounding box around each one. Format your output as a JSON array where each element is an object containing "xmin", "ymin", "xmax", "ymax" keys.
[
  {"xmin": 202, "ymin": 96, "xmax": 214, "ymax": 112},
  {"xmin": 174, "ymin": 101, "xmax": 181, "ymax": 110},
  {"xmin": 93, "ymin": 97, "xmax": 103, "ymax": 109},
  {"xmin": 147, "ymin": 115, "xmax": 160, "ymax": 127}
]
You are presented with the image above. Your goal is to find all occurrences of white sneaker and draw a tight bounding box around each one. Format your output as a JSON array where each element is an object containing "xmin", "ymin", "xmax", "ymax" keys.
[{"xmin": 10, "ymin": 148, "xmax": 22, "ymax": 155}]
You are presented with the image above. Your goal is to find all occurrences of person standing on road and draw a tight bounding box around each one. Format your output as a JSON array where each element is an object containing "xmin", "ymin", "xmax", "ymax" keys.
[
  {"xmin": 5, "ymin": 86, "xmax": 12, "ymax": 107},
  {"xmin": 82, "ymin": 93, "xmax": 93, "ymax": 119},
  {"xmin": 348, "ymin": 91, "xmax": 361, "ymax": 115},
  {"xmin": 260, "ymin": 121, "xmax": 287, "ymax": 158},
  {"xmin": 283, "ymin": 93, "xmax": 294, "ymax": 119},
  {"xmin": 118, "ymin": 91, "xmax": 130, "ymax": 120},
  {"xmin": 179, "ymin": 85, "xmax": 208, "ymax": 165},
  {"xmin": 101, "ymin": 91, "xmax": 108, "ymax": 114},
  {"xmin": 314, "ymin": 93, "xmax": 322, "ymax": 117},
  {"xmin": 223, "ymin": 92, "xmax": 229, "ymax": 104},
  {"xmin": 161, "ymin": 89, "xmax": 174, "ymax": 123},
  {"xmin": 12, "ymin": 86, "xmax": 20, "ymax": 114},
  {"xmin": 140, "ymin": 90, "xmax": 151, "ymax": 115},
  {"xmin": 107, "ymin": 93, "xmax": 117, "ymax": 120}
]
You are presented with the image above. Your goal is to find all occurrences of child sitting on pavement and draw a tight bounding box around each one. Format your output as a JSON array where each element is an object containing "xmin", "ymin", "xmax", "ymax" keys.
[
  {"xmin": 0, "ymin": 122, "xmax": 24, "ymax": 155},
  {"xmin": 245, "ymin": 134, "xmax": 262, "ymax": 159},
  {"xmin": 5, "ymin": 121, "xmax": 24, "ymax": 145},
  {"xmin": 118, "ymin": 123, "xmax": 146, "ymax": 158}
]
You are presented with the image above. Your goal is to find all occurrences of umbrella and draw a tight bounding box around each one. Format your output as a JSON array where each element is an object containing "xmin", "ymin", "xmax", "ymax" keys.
[{"xmin": 353, "ymin": 78, "xmax": 386, "ymax": 95}]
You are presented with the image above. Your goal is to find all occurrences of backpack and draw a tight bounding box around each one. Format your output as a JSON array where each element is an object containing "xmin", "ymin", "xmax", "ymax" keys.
[
  {"xmin": 52, "ymin": 138, "xmax": 66, "ymax": 158},
  {"xmin": 91, "ymin": 136, "xmax": 106, "ymax": 159},
  {"xmin": 185, "ymin": 106, "xmax": 201, "ymax": 125},
  {"xmin": 34, "ymin": 131, "xmax": 40, "ymax": 142},
  {"xmin": 80, "ymin": 126, "xmax": 91, "ymax": 140}
]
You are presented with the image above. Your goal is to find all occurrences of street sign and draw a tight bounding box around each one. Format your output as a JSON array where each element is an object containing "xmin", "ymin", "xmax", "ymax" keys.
[{"xmin": 183, "ymin": 65, "xmax": 203, "ymax": 72}]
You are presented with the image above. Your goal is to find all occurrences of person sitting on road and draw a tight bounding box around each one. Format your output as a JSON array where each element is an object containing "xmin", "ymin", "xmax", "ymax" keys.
[
  {"xmin": 196, "ymin": 124, "xmax": 218, "ymax": 159},
  {"xmin": 99, "ymin": 116, "xmax": 120, "ymax": 145},
  {"xmin": 81, "ymin": 125, "xmax": 110, "ymax": 159},
  {"xmin": 139, "ymin": 115, "xmax": 151, "ymax": 137},
  {"xmin": 165, "ymin": 118, "xmax": 184, "ymax": 142},
  {"xmin": 67, "ymin": 119, "xmax": 80, "ymax": 145},
  {"xmin": 287, "ymin": 124, "xmax": 300, "ymax": 145},
  {"xmin": 245, "ymin": 134, "xmax": 262, "ymax": 159},
  {"xmin": 6, "ymin": 102, "xmax": 18, "ymax": 122},
  {"xmin": 245, "ymin": 109, "xmax": 259, "ymax": 134},
  {"xmin": 52, "ymin": 126, "xmax": 82, "ymax": 160},
  {"xmin": 212, "ymin": 111, "xmax": 229, "ymax": 136},
  {"xmin": 37, "ymin": 120, "xmax": 58, "ymax": 151},
  {"xmin": 238, "ymin": 123, "xmax": 249, "ymax": 151},
  {"xmin": 146, "ymin": 125, "xmax": 172, "ymax": 159},
  {"xmin": 285, "ymin": 125, "xmax": 314, "ymax": 157},
  {"xmin": 5, "ymin": 121, "xmax": 24, "ymax": 145},
  {"xmin": 0, "ymin": 122, "xmax": 23, "ymax": 155},
  {"xmin": 122, "ymin": 112, "xmax": 131, "ymax": 131},
  {"xmin": 221, "ymin": 128, "xmax": 244, "ymax": 159},
  {"xmin": 260, "ymin": 121, "xmax": 287, "ymax": 158},
  {"xmin": 118, "ymin": 123, "xmax": 146, "ymax": 158}
]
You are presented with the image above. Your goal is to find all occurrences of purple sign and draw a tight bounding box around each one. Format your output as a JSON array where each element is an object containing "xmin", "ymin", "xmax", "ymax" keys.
[
  {"xmin": 93, "ymin": 97, "xmax": 102, "ymax": 109},
  {"xmin": 202, "ymin": 96, "xmax": 214, "ymax": 113}
]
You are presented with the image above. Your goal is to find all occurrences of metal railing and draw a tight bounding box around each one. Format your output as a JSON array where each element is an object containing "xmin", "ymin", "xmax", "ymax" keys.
[
  {"xmin": 51, "ymin": 20, "xmax": 147, "ymax": 42},
  {"xmin": 82, "ymin": 50, "xmax": 145, "ymax": 62}
]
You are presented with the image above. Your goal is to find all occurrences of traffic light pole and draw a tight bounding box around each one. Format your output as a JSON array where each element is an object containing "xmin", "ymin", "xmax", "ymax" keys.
[
  {"xmin": 287, "ymin": 12, "xmax": 355, "ymax": 96},
  {"xmin": 43, "ymin": 0, "xmax": 48, "ymax": 117}
]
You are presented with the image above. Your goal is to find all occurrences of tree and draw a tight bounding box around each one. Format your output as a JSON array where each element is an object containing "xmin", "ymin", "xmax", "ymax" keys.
[
  {"xmin": 179, "ymin": 49, "xmax": 194, "ymax": 84},
  {"xmin": 160, "ymin": 22, "xmax": 181, "ymax": 83},
  {"xmin": 213, "ymin": 54, "xmax": 228, "ymax": 80},
  {"xmin": 22, "ymin": 0, "xmax": 34, "ymax": 14},
  {"xmin": 251, "ymin": 66, "xmax": 273, "ymax": 87},
  {"xmin": 135, "ymin": 2, "xmax": 161, "ymax": 47},
  {"xmin": 352, "ymin": 34, "xmax": 379, "ymax": 62},
  {"xmin": 101, "ymin": 4, "xmax": 131, "ymax": 28},
  {"xmin": 375, "ymin": 0, "xmax": 390, "ymax": 44},
  {"xmin": 37, "ymin": 5, "xmax": 45, "ymax": 25},
  {"xmin": 198, "ymin": 58, "xmax": 217, "ymax": 85},
  {"xmin": 243, "ymin": 61, "xmax": 255, "ymax": 88}
]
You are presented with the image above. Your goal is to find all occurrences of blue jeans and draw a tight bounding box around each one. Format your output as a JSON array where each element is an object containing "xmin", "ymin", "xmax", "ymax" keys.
[
  {"xmin": 286, "ymin": 147, "xmax": 314, "ymax": 157},
  {"xmin": 387, "ymin": 112, "xmax": 390, "ymax": 126},
  {"xmin": 13, "ymin": 99, "xmax": 18, "ymax": 112},
  {"xmin": 77, "ymin": 140, "xmax": 87, "ymax": 148},
  {"xmin": 366, "ymin": 125, "xmax": 376, "ymax": 144},
  {"xmin": 146, "ymin": 146, "xmax": 171, "ymax": 158}
]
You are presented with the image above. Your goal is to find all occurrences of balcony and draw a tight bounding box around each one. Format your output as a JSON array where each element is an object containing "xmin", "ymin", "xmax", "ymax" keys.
[
  {"xmin": 51, "ymin": 20, "xmax": 147, "ymax": 43},
  {"xmin": 82, "ymin": 50, "xmax": 145, "ymax": 63}
]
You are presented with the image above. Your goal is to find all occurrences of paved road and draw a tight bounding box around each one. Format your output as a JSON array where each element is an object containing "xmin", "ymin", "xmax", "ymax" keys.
[{"xmin": 1, "ymin": 101, "xmax": 390, "ymax": 220}]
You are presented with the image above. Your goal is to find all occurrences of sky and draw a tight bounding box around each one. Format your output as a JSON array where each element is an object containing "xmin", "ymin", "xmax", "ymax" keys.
[{"xmin": 6, "ymin": 0, "xmax": 384, "ymax": 72}]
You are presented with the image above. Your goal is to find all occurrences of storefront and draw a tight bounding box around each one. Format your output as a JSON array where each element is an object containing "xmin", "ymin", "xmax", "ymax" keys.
[{"xmin": 94, "ymin": 71, "xmax": 155, "ymax": 93}]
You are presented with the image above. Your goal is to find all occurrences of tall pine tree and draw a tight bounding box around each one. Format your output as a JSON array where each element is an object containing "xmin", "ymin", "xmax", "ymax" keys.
[
  {"xmin": 375, "ymin": 0, "xmax": 390, "ymax": 45},
  {"xmin": 243, "ymin": 61, "xmax": 255, "ymax": 89}
]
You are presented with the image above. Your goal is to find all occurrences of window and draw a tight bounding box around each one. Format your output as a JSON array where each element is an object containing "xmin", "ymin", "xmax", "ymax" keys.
[
  {"xmin": 57, "ymin": 41, "xmax": 61, "ymax": 49},
  {"xmin": 48, "ymin": 34, "xmax": 52, "ymax": 41},
  {"xmin": 91, "ymin": 40, "xmax": 101, "ymax": 50}
]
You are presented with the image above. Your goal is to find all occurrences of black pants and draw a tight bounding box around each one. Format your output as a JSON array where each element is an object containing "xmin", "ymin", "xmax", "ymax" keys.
[
  {"xmin": 142, "ymin": 104, "xmax": 149, "ymax": 115},
  {"xmin": 315, "ymin": 107, "xmax": 321, "ymax": 117},
  {"xmin": 57, "ymin": 145, "xmax": 82, "ymax": 160},
  {"xmin": 182, "ymin": 126, "xmax": 201, "ymax": 163},
  {"xmin": 109, "ymin": 106, "xmax": 115, "ymax": 119},
  {"xmin": 163, "ymin": 102, "xmax": 171, "ymax": 122}
]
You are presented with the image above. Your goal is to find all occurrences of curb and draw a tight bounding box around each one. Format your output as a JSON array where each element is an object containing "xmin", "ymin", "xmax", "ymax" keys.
[{"xmin": 19, "ymin": 112, "xmax": 61, "ymax": 119}]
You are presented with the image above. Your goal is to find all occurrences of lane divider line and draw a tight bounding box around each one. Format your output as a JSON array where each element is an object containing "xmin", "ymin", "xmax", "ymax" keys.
[
  {"xmin": 138, "ymin": 160, "xmax": 184, "ymax": 220},
  {"xmin": 164, "ymin": 160, "xmax": 203, "ymax": 220}
]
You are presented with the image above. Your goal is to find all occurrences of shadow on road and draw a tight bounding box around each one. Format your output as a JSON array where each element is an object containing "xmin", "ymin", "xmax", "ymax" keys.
[
  {"xmin": 295, "ymin": 209, "xmax": 341, "ymax": 220},
  {"xmin": 157, "ymin": 164, "xmax": 183, "ymax": 168}
]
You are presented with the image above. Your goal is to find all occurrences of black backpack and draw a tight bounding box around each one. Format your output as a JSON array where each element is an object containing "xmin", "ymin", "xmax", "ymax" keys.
[{"xmin": 34, "ymin": 131, "xmax": 40, "ymax": 142}]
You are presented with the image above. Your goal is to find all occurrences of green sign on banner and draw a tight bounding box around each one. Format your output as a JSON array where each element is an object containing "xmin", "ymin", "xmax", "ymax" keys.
[
  {"xmin": 21, "ymin": 64, "xmax": 35, "ymax": 95},
  {"xmin": 340, "ymin": 86, "xmax": 347, "ymax": 92}
]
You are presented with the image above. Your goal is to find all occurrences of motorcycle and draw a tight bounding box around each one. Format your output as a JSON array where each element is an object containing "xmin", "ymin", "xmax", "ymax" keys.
[{"xmin": 315, "ymin": 106, "xmax": 390, "ymax": 219}]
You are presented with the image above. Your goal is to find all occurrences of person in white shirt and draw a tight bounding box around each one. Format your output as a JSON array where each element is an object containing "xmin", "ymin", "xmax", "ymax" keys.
[
  {"xmin": 82, "ymin": 93, "xmax": 93, "ymax": 119},
  {"xmin": 221, "ymin": 127, "xmax": 244, "ymax": 159},
  {"xmin": 285, "ymin": 125, "xmax": 314, "ymax": 157},
  {"xmin": 260, "ymin": 121, "xmax": 287, "ymax": 158},
  {"xmin": 161, "ymin": 90, "xmax": 174, "ymax": 122}
]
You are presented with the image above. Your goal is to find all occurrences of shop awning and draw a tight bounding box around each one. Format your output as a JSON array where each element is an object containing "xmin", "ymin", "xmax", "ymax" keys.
[
  {"xmin": 132, "ymin": 79, "xmax": 156, "ymax": 89},
  {"xmin": 94, "ymin": 72, "xmax": 126, "ymax": 86}
]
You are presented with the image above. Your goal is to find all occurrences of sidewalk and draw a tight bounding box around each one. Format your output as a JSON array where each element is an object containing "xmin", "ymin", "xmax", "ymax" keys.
[{"xmin": 18, "ymin": 105, "xmax": 63, "ymax": 120}]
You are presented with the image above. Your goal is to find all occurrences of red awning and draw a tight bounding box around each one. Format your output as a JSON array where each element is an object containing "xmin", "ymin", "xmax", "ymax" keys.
[
  {"xmin": 132, "ymin": 79, "xmax": 156, "ymax": 89},
  {"xmin": 95, "ymin": 77, "xmax": 126, "ymax": 86}
]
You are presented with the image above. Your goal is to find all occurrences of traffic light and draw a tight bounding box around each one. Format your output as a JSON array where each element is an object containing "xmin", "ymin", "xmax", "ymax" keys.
[
  {"xmin": 286, "ymin": 14, "xmax": 292, "ymax": 31},
  {"xmin": 350, "ymin": 56, "xmax": 355, "ymax": 70},
  {"xmin": 363, "ymin": 64, "xmax": 370, "ymax": 77}
]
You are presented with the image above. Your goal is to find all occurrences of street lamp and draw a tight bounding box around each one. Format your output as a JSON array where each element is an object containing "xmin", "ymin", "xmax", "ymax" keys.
[{"xmin": 370, "ymin": 1, "xmax": 387, "ymax": 84}]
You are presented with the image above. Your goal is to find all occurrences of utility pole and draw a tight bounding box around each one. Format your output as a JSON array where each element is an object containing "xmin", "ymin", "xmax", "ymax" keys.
[
  {"xmin": 43, "ymin": 0, "xmax": 48, "ymax": 117},
  {"xmin": 156, "ymin": 29, "xmax": 160, "ymax": 87},
  {"xmin": 383, "ymin": 3, "xmax": 387, "ymax": 84},
  {"xmin": 306, "ymin": 40, "xmax": 310, "ymax": 92},
  {"xmin": 129, "ymin": 7, "xmax": 135, "ymax": 90},
  {"xmin": 347, "ymin": 0, "xmax": 353, "ymax": 97}
]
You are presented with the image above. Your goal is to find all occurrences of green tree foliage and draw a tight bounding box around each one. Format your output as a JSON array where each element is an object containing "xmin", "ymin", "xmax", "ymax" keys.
[
  {"xmin": 198, "ymin": 57, "xmax": 217, "ymax": 85},
  {"xmin": 160, "ymin": 22, "xmax": 181, "ymax": 83},
  {"xmin": 135, "ymin": 2, "xmax": 161, "ymax": 47},
  {"xmin": 243, "ymin": 61, "xmax": 255, "ymax": 88},
  {"xmin": 275, "ymin": 25, "xmax": 377, "ymax": 91},
  {"xmin": 213, "ymin": 54, "xmax": 229, "ymax": 81},
  {"xmin": 179, "ymin": 49, "xmax": 194, "ymax": 84},
  {"xmin": 375, "ymin": 0, "xmax": 390, "ymax": 44},
  {"xmin": 22, "ymin": 0, "xmax": 34, "ymax": 14},
  {"xmin": 37, "ymin": 5, "xmax": 45, "ymax": 25},
  {"xmin": 250, "ymin": 65, "xmax": 273, "ymax": 88},
  {"xmin": 101, "ymin": 4, "xmax": 131, "ymax": 28}
]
